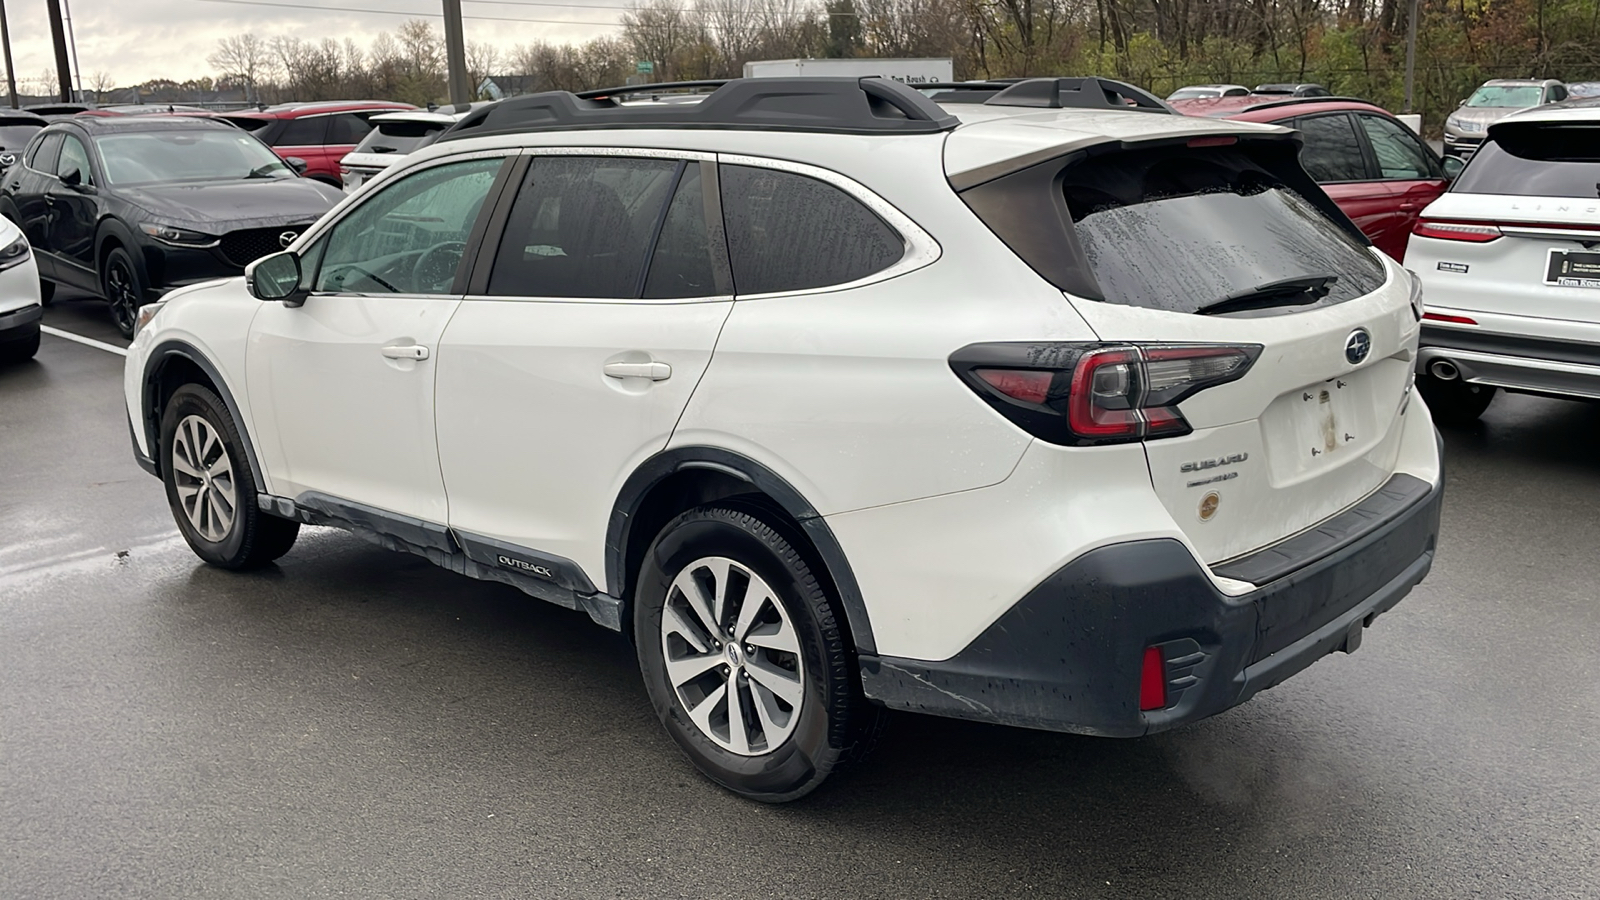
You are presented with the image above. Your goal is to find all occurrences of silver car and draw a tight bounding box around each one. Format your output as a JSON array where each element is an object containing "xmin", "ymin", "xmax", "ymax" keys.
[{"xmin": 1443, "ymin": 79, "xmax": 1566, "ymax": 159}]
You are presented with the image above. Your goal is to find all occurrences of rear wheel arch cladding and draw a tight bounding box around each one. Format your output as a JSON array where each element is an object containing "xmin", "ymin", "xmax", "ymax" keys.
[
  {"xmin": 142, "ymin": 342, "xmax": 267, "ymax": 489},
  {"xmin": 609, "ymin": 449, "xmax": 878, "ymax": 656}
]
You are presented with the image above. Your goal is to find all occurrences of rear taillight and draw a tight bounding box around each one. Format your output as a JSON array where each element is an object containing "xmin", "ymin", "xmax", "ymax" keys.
[
  {"xmin": 1413, "ymin": 219, "xmax": 1502, "ymax": 243},
  {"xmin": 954, "ymin": 342, "xmax": 1261, "ymax": 446}
]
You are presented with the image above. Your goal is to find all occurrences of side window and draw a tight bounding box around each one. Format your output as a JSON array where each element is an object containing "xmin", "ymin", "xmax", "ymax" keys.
[
  {"xmin": 1356, "ymin": 114, "xmax": 1437, "ymax": 180},
  {"xmin": 330, "ymin": 114, "xmax": 372, "ymax": 145},
  {"xmin": 719, "ymin": 164, "xmax": 903, "ymax": 295},
  {"xmin": 1293, "ymin": 114, "xmax": 1368, "ymax": 182},
  {"xmin": 57, "ymin": 135, "xmax": 93, "ymax": 185},
  {"xmin": 486, "ymin": 156, "xmax": 679, "ymax": 298},
  {"xmin": 278, "ymin": 116, "xmax": 328, "ymax": 146},
  {"xmin": 29, "ymin": 133, "xmax": 63, "ymax": 174},
  {"xmin": 643, "ymin": 163, "xmax": 728, "ymax": 299},
  {"xmin": 314, "ymin": 156, "xmax": 502, "ymax": 295}
]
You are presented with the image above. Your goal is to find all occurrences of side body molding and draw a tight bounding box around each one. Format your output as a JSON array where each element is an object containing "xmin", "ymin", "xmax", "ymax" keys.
[{"xmin": 607, "ymin": 447, "xmax": 877, "ymax": 655}]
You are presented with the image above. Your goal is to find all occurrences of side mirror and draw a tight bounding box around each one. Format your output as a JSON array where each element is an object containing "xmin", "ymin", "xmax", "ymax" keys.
[
  {"xmin": 60, "ymin": 166, "xmax": 82, "ymax": 187},
  {"xmin": 284, "ymin": 156, "xmax": 309, "ymax": 175},
  {"xmin": 246, "ymin": 250, "xmax": 308, "ymax": 307},
  {"xmin": 1441, "ymin": 155, "xmax": 1466, "ymax": 180}
]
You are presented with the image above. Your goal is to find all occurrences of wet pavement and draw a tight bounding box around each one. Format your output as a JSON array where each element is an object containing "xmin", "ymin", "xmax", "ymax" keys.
[{"xmin": 3, "ymin": 306, "xmax": 1598, "ymax": 898}]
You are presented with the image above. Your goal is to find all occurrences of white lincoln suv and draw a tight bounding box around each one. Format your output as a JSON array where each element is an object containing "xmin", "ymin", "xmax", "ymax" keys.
[
  {"xmin": 1407, "ymin": 100, "xmax": 1600, "ymax": 423},
  {"xmin": 124, "ymin": 77, "xmax": 1444, "ymax": 801}
]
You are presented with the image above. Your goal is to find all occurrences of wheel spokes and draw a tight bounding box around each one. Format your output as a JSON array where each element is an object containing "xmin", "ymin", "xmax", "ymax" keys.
[
  {"xmin": 745, "ymin": 656, "xmax": 802, "ymax": 707},
  {"xmin": 663, "ymin": 649, "xmax": 722, "ymax": 690}
]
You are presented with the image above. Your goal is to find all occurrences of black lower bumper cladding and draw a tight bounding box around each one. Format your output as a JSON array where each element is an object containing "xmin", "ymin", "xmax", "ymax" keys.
[{"xmin": 859, "ymin": 470, "xmax": 1443, "ymax": 737}]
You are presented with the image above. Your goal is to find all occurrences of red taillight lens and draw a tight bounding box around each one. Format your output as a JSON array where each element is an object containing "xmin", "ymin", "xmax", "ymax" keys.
[
  {"xmin": 952, "ymin": 342, "xmax": 1261, "ymax": 446},
  {"xmin": 975, "ymin": 368, "xmax": 1053, "ymax": 404},
  {"xmin": 1423, "ymin": 312, "xmax": 1478, "ymax": 325},
  {"xmin": 1413, "ymin": 219, "xmax": 1502, "ymax": 243},
  {"xmin": 1139, "ymin": 646, "xmax": 1167, "ymax": 710}
]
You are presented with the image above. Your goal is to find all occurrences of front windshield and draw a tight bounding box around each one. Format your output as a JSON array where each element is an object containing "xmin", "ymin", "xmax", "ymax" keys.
[
  {"xmin": 94, "ymin": 130, "xmax": 291, "ymax": 185},
  {"xmin": 1464, "ymin": 85, "xmax": 1543, "ymax": 108}
]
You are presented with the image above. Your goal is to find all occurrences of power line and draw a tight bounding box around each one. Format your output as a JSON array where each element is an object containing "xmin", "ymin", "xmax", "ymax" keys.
[
  {"xmin": 186, "ymin": 0, "xmax": 624, "ymax": 26},
  {"xmin": 466, "ymin": 0, "xmax": 636, "ymax": 9}
]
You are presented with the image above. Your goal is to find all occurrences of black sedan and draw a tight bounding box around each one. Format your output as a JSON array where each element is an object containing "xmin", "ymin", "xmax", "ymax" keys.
[{"xmin": 0, "ymin": 116, "xmax": 342, "ymax": 336}]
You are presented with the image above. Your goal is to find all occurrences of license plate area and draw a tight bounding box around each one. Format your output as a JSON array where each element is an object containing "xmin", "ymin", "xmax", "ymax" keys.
[
  {"xmin": 1258, "ymin": 361, "xmax": 1402, "ymax": 484},
  {"xmin": 1546, "ymin": 249, "xmax": 1600, "ymax": 290}
]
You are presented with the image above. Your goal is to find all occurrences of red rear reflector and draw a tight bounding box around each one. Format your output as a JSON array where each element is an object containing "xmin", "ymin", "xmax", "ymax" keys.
[
  {"xmin": 1139, "ymin": 647, "xmax": 1167, "ymax": 711},
  {"xmin": 1423, "ymin": 312, "xmax": 1478, "ymax": 325},
  {"xmin": 1187, "ymin": 136, "xmax": 1238, "ymax": 147},
  {"xmin": 1412, "ymin": 219, "xmax": 1502, "ymax": 243},
  {"xmin": 975, "ymin": 368, "xmax": 1052, "ymax": 404}
]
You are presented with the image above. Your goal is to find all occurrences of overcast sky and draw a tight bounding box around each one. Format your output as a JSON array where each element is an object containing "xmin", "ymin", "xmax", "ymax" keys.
[{"xmin": 1, "ymin": 0, "xmax": 627, "ymax": 89}]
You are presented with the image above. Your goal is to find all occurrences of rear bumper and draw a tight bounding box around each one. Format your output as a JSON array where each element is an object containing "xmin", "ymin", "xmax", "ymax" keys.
[
  {"xmin": 860, "ymin": 465, "xmax": 1443, "ymax": 737},
  {"xmin": 1419, "ymin": 324, "xmax": 1600, "ymax": 399}
]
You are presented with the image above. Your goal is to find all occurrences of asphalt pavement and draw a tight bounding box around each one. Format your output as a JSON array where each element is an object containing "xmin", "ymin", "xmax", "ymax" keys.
[{"xmin": 3, "ymin": 301, "xmax": 1599, "ymax": 898}]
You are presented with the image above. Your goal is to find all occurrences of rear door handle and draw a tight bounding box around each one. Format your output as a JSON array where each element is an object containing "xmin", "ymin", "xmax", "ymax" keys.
[
  {"xmin": 381, "ymin": 343, "xmax": 429, "ymax": 360},
  {"xmin": 603, "ymin": 360, "xmax": 671, "ymax": 381}
]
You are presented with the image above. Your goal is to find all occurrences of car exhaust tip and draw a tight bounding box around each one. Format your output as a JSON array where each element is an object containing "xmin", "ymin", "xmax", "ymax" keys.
[{"xmin": 1429, "ymin": 359, "xmax": 1460, "ymax": 381}]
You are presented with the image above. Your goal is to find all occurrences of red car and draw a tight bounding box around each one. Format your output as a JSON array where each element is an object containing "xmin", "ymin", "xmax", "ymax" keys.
[
  {"xmin": 1169, "ymin": 95, "xmax": 1462, "ymax": 260},
  {"xmin": 220, "ymin": 101, "xmax": 415, "ymax": 187}
]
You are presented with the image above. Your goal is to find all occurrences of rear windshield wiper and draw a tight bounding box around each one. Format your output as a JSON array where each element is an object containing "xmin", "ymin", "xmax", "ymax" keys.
[{"xmin": 1194, "ymin": 273, "xmax": 1339, "ymax": 316}]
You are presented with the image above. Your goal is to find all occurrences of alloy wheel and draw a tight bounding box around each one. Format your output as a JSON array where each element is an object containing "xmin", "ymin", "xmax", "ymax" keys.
[
  {"xmin": 106, "ymin": 258, "xmax": 140, "ymax": 335},
  {"xmin": 170, "ymin": 414, "xmax": 237, "ymax": 542},
  {"xmin": 660, "ymin": 556, "xmax": 806, "ymax": 756}
]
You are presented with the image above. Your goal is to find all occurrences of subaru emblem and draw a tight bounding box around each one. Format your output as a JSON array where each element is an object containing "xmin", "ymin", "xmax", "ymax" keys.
[
  {"xmin": 278, "ymin": 231, "xmax": 299, "ymax": 248},
  {"xmin": 1344, "ymin": 328, "xmax": 1372, "ymax": 365}
]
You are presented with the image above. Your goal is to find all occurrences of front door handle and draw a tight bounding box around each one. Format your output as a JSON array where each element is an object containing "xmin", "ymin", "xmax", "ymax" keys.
[
  {"xmin": 381, "ymin": 343, "xmax": 429, "ymax": 361},
  {"xmin": 603, "ymin": 360, "xmax": 671, "ymax": 381}
]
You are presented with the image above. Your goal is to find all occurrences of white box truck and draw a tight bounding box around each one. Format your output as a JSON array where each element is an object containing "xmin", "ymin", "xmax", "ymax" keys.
[{"xmin": 742, "ymin": 58, "xmax": 954, "ymax": 85}]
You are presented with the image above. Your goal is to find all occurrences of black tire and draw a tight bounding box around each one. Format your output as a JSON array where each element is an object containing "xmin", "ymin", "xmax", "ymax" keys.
[
  {"xmin": 635, "ymin": 504, "xmax": 879, "ymax": 802},
  {"xmin": 160, "ymin": 383, "xmax": 299, "ymax": 569},
  {"xmin": 38, "ymin": 279, "xmax": 54, "ymax": 305},
  {"xmin": 0, "ymin": 325, "xmax": 39, "ymax": 363},
  {"xmin": 102, "ymin": 246, "xmax": 145, "ymax": 339},
  {"xmin": 1418, "ymin": 374, "xmax": 1495, "ymax": 426}
]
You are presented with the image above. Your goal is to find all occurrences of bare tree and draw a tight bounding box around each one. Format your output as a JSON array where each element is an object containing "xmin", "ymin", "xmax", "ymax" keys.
[
  {"xmin": 467, "ymin": 41, "xmax": 501, "ymax": 97},
  {"xmin": 86, "ymin": 71, "xmax": 116, "ymax": 104},
  {"xmin": 208, "ymin": 33, "xmax": 272, "ymax": 105}
]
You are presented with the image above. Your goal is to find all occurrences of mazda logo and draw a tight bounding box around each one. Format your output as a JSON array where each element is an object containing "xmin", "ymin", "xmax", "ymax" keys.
[
  {"xmin": 1344, "ymin": 328, "xmax": 1372, "ymax": 365},
  {"xmin": 0, "ymin": 153, "xmax": 14, "ymax": 167},
  {"xmin": 278, "ymin": 231, "xmax": 299, "ymax": 248}
]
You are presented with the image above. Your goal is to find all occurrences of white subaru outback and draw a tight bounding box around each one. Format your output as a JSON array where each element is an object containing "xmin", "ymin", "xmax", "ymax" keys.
[{"xmin": 123, "ymin": 77, "xmax": 1444, "ymax": 801}]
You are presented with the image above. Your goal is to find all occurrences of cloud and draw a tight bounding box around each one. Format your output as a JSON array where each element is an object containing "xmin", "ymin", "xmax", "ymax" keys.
[{"xmin": 2, "ymin": 0, "xmax": 626, "ymax": 88}]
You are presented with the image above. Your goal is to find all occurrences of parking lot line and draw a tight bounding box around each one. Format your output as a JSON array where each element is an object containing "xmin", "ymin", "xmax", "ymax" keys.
[{"xmin": 41, "ymin": 325, "xmax": 128, "ymax": 357}]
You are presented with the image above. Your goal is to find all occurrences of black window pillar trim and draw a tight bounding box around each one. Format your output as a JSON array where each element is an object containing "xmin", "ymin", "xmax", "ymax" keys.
[
  {"xmin": 607, "ymin": 446, "xmax": 877, "ymax": 655},
  {"xmin": 139, "ymin": 339, "xmax": 266, "ymax": 488}
]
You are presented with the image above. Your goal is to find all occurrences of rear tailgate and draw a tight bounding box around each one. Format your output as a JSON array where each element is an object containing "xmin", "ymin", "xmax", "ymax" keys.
[{"xmin": 950, "ymin": 123, "xmax": 1420, "ymax": 569}]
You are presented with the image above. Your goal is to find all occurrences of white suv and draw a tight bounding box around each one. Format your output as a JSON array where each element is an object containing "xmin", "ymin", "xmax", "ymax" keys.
[
  {"xmin": 124, "ymin": 77, "xmax": 1444, "ymax": 801},
  {"xmin": 1407, "ymin": 100, "xmax": 1600, "ymax": 423}
]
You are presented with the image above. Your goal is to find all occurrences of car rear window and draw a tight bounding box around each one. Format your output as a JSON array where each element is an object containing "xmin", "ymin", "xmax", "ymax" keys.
[
  {"xmin": 352, "ymin": 121, "xmax": 444, "ymax": 156},
  {"xmin": 1062, "ymin": 144, "xmax": 1386, "ymax": 314},
  {"xmin": 1453, "ymin": 124, "xmax": 1600, "ymax": 199},
  {"xmin": 0, "ymin": 122, "xmax": 40, "ymax": 151}
]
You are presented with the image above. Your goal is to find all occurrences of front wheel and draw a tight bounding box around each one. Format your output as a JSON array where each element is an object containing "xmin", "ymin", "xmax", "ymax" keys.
[
  {"xmin": 634, "ymin": 505, "xmax": 879, "ymax": 802},
  {"xmin": 102, "ymin": 247, "xmax": 145, "ymax": 339},
  {"xmin": 1418, "ymin": 374, "xmax": 1495, "ymax": 426},
  {"xmin": 160, "ymin": 383, "xmax": 299, "ymax": 569}
]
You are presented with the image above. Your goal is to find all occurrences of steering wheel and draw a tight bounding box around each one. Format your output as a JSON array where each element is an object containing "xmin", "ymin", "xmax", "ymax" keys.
[{"xmin": 410, "ymin": 240, "xmax": 467, "ymax": 292}]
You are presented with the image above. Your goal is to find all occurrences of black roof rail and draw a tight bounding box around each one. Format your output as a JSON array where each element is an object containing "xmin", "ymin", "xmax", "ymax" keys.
[
  {"xmin": 1204, "ymin": 95, "xmax": 1377, "ymax": 116},
  {"xmin": 985, "ymin": 77, "xmax": 1174, "ymax": 113},
  {"xmin": 438, "ymin": 77, "xmax": 959, "ymax": 141}
]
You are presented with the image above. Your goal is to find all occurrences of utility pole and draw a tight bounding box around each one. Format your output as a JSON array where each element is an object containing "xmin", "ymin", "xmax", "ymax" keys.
[
  {"xmin": 63, "ymin": 0, "xmax": 83, "ymax": 102},
  {"xmin": 45, "ymin": 0, "xmax": 74, "ymax": 103},
  {"xmin": 0, "ymin": 0, "xmax": 17, "ymax": 109},
  {"xmin": 1402, "ymin": 0, "xmax": 1420, "ymax": 114},
  {"xmin": 442, "ymin": 0, "xmax": 471, "ymax": 105}
]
